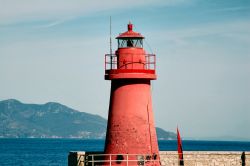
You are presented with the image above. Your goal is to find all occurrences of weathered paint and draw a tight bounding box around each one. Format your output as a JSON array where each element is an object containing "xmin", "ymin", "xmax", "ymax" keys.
[{"xmin": 104, "ymin": 23, "xmax": 160, "ymax": 165}]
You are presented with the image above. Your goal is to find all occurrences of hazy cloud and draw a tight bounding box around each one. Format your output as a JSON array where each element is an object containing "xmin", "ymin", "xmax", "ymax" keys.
[
  {"xmin": 153, "ymin": 20, "xmax": 250, "ymax": 47},
  {"xmin": 0, "ymin": 0, "xmax": 189, "ymax": 25}
]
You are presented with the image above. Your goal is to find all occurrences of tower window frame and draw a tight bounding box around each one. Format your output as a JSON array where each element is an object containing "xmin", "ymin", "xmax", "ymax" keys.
[{"xmin": 118, "ymin": 38, "xmax": 143, "ymax": 48}]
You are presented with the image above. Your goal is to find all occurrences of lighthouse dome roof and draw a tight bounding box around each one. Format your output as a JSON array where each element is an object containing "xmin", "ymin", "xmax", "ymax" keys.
[{"xmin": 116, "ymin": 22, "xmax": 144, "ymax": 39}]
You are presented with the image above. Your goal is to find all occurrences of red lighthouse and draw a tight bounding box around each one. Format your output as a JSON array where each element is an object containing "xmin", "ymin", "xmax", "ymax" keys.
[{"xmin": 104, "ymin": 22, "xmax": 160, "ymax": 165}]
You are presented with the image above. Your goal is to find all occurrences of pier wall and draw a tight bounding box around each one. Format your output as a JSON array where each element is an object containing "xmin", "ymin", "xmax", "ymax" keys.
[
  {"xmin": 160, "ymin": 151, "xmax": 249, "ymax": 166},
  {"xmin": 68, "ymin": 151, "xmax": 250, "ymax": 166}
]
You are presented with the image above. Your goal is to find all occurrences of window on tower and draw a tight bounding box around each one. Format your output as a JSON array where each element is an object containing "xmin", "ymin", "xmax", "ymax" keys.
[{"xmin": 118, "ymin": 38, "xmax": 143, "ymax": 48}]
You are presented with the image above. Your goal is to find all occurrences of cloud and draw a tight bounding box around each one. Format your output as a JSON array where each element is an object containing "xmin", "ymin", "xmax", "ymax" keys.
[
  {"xmin": 38, "ymin": 19, "xmax": 69, "ymax": 28},
  {"xmin": 0, "ymin": 0, "xmax": 189, "ymax": 25},
  {"xmin": 150, "ymin": 20, "xmax": 250, "ymax": 47},
  {"xmin": 209, "ymin": 6, "xmax": 250, "ymax": 13},
  {"xmin": 36, "ymin": 17, "xmax": 75, "ymax": 28}
]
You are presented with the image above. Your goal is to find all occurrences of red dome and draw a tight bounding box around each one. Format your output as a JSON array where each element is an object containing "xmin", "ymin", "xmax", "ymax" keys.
[{"xmin": 116, "ymin": 22, "xmax": 144, "ymax": 39}]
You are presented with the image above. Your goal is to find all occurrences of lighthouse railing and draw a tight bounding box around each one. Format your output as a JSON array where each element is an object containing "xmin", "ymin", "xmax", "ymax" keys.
[
  {"xmin": 105, "ymin": 54, "xmax": 156, "ymax": 71},
  {"xmin": 83, "ymin": 153, "xmax": 161, "ymax": 166},
  {"xmin": 71, "ymin": 152, "xmax": 242, "ymax": 166}
]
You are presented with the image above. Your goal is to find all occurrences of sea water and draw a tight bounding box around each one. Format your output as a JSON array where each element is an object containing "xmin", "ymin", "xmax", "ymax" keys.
[{"xmin": 0, "ymin": 139, "xmax": 250, "ymax": 166}]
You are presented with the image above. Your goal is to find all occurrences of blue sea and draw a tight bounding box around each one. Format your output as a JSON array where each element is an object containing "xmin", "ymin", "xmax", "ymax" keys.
[{"xmin": 0, "ymin": 139, "xmax": 250, "ymax": 166}]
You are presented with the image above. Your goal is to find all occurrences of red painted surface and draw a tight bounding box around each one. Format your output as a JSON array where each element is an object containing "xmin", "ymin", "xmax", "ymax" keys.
[
  {"xmin": 116, "ymin": 23, "xmax": 144, "ymax": 38},
  {"xmin": 104, "ymin": 23, "xmax": 160, "ymax": 165}
]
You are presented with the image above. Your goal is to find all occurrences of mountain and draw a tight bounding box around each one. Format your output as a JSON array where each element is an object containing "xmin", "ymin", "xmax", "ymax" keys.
[
  {"xmin": 0, "ymin": 99, "xmax": 176, "ymax": 139},
  {"xmin": 156, "ymin": 127, "xmax": 176, "ymax": 140}
]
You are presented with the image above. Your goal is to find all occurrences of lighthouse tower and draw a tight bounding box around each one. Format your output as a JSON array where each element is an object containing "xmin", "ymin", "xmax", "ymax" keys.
[{"xmin": 104, "ymin": 22, "xmax": 160, "ymax": 165}]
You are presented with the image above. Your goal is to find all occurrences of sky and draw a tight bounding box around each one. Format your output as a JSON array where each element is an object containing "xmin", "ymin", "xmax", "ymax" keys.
[{"xmin": 0, "ymin": 0, "xmax": 250, "ymax": 140}]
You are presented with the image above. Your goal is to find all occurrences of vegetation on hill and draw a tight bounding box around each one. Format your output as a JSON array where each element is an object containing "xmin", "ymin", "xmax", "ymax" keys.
[{"xmin": 0, "ymin": 99, "xmax": 176, "ymax": 140}]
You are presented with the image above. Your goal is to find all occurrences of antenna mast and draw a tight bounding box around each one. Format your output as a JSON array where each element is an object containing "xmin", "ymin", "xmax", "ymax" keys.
[
  {"xmin": 109, "ymin": 16, "xmax": 113, "ymax": 69},
  {"xmin": 109, "ymin": 16, "xmax": 112, "ymax": 55}
]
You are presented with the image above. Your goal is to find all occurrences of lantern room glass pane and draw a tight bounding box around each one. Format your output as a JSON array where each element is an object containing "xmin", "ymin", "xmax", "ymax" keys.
[{"xmin": 118, "ymin": 39, "xmax": 143, "ymax": 48}]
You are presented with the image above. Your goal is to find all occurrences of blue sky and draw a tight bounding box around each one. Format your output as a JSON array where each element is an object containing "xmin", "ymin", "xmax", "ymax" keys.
[{"xmin": 0, "ymin": 0, "xmax": 250, "ymax": 139}]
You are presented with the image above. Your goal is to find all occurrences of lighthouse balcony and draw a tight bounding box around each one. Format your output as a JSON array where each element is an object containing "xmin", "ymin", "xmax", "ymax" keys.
[{"xmin": 105, "ymin": 54, "xmax": 157, "ymax": 80}]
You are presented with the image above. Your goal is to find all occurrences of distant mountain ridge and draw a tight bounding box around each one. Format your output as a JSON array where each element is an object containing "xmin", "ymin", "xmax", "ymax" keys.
[{"xmin": 0, "ymin": 99, "xmax": 176, "ymax": 140}]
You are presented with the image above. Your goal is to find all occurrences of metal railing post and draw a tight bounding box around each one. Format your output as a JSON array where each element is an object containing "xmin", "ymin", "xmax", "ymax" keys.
[
  {"xmin": 149, "ymin": 54, "xmax": 150, "ymax": 69},
  {"xmin": 144, "ymin": 155, "xmax": 146, "ymax": 165},
  {"xmin": 126, "ymin": 154, "xmax": 129, "ymax": 166},
  {"xmin": 110, "ymin": 54, "xmax": 112, "ymax": 70},
  {"xmin": 109, "ymin": 154, "xmax": 111, "ymax": 166},
  {"xmin": 154, "ymin": 55, "xmax": 156, "ymax": 70},
  {"xmin": 105, "ymin": 54, "xmax": 106, "ymax": 70}
]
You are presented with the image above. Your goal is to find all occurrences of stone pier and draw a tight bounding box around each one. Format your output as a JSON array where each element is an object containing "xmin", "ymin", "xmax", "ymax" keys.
[
  {"xmin": 160, "ymin": 151, "xmax": 249, "ymax": 166},
  {"xmin": 68, "ymin": 151, "xmax": 250, "ymax": 166}
]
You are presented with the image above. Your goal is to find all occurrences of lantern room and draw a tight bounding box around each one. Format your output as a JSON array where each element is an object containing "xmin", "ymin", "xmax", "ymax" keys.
[
  {"xmin": 116, "ymin": 23, "xmax": 144, "ymax": 48},
  {"xmin": 105, "ymin": 22, "xmax": 156, "ymax": 80}
]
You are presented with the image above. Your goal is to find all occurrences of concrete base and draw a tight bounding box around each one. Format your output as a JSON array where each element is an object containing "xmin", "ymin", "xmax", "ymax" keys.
[{"xmin": 68, "ymin": 151, "xmax": 85, "ymax": 166}]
